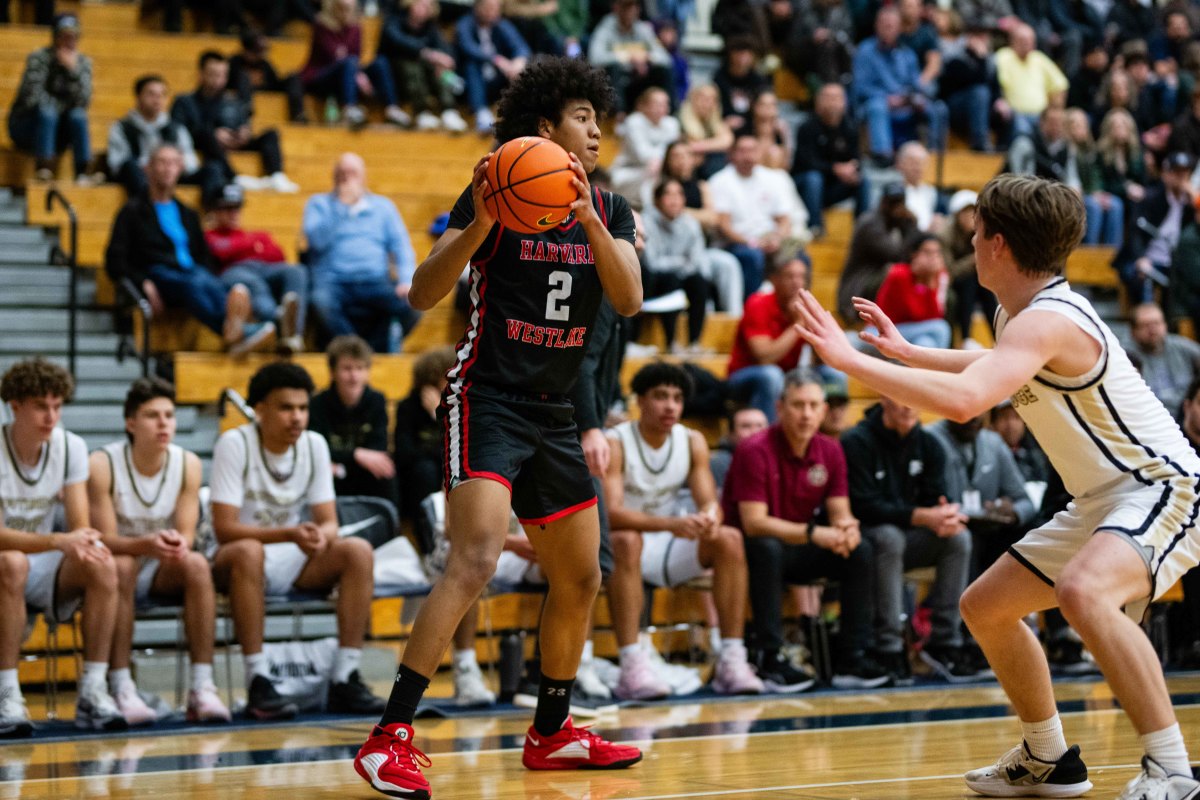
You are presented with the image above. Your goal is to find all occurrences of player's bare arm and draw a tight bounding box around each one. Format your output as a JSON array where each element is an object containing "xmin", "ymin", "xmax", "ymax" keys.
[
  {"xmin": 175, "ymin": 452, "xmax": 202, "ymax": 549},
  {"xmin": 795, "ymin": 289, "xmax": 1100, "ymax": 421},
  {"xmin": 87, "ymin": 449, "xmax": 143, "ymax": 556},
  {"xmin": 685, "ymin": 430, "xmax": 722, "ymax": 528},
  {"xmin": 605, "ymin": 435, "xmax": 697, "ymax": 536},
  {"xmin": 211, "ymin": 502, "xmax": 302, "ymax": 546},
  {"xmin": 566, "ymin": 154, "xmax": 642, "ymax": 316},
  {"xmin": 409, "ymin": 155, "xmax": 495, "ymax": 311},
  {"xmin": 853, "ymin": 296, "xmax": 989, "ymax": 373}
]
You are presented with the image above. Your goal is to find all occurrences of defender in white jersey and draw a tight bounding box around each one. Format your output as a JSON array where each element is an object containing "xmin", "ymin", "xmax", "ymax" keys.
[
  {"xmin": 793, "ymin": 174, "xmax": 1200, "ymax": 800},
  {"xmin": 604, "ymin": 363, "xmax": 763, "ymax": 700},
  {"xmin": 88, "ymin": 378, "xmax": 230, "ymax": 726},
  {"xmin": 209, "ymin": 362, "xmax": 384, "ymax": 721},
  {"xmin": 0, "ymin": 359, "xmax": 125, "ymax": 737}
]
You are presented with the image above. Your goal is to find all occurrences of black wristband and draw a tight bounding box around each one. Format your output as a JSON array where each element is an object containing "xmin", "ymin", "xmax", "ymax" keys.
[{"xmin": 806, "ymin": 520, "xmax": 815, "ymax": 542}]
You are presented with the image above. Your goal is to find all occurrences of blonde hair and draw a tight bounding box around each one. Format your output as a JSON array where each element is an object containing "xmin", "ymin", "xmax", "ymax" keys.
[
  {"xmin": 317, "ymin": 0, "xmax": 359, "ymax": 30},
  {"xmin": 678, "ymin": 84, "xmax": 726, "ymax": 141},
  {"xmin": 1097, "ymin": 107, "xmax": 1140, "ymax": 174}
]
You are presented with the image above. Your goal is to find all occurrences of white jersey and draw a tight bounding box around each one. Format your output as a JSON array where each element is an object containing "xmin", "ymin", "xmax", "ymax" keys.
[
  {"xmin": 100, "ymin": 441, "xmax": 186, "ymax": 537},
  {"xmin": 996, "ymin": 278, "xmax": 1200, "ymax": 501},
  {"xmin": 0, "ymin": 426, "xmax": 88, "ymax": 534},
  {"xmin": 209, "ymin": 423, "xmax": 335, "ymax": 530},
  {"xmin": 611, "ymin": 421, "xmax": 692, "ymax": 517}
]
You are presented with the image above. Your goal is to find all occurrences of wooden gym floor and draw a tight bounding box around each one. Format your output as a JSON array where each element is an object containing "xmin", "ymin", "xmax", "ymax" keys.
[{"xmin": 2, "ymin": 672, "xmax": 1199, "ymax": 799}]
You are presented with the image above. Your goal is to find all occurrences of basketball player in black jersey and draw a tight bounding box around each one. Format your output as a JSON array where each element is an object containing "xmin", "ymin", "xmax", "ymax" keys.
[{"xmin": 355, "ymin": 57, "xmax": 644, "ymax": 799}]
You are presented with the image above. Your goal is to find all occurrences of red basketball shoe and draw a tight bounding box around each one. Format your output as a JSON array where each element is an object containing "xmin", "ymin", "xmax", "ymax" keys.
[
  {"xmin": 354, "ymin": 722, "xmax": 432, "ymax": 799},
  {"xmin": 522, "ymin": 717, "xmax": 643, "ymax": 771}
]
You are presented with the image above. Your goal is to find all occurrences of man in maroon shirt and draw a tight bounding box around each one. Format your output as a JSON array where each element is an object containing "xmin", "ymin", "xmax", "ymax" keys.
[
  {"xmin": 723, "ymin": 369, "xmax": 890, "ymax": 689},
  {"xmin": 204, "ymin": 183, "xmax": 307, "ymax": 353},
  {"xmin": 726, "ymin": 256, "xmax": 846, "ymax": 421}
]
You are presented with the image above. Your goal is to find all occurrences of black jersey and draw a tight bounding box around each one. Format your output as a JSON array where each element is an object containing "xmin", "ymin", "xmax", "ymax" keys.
[{"xmin": 445, "ymin": 185, "xmax": 635, "ymax": 397}]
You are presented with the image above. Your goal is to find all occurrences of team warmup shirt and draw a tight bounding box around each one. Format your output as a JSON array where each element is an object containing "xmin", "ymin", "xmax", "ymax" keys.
[
  {"xmin": 209, "ymin": 423, "xmax": 335, "ymax": 529},
  {"xmin": 99, "ymin": 441, "xmax": 185, "ymax": 537},
  {"xmin": 0, "ymin": 426, "xmax": 88, "ymax": 533},
  {"xmin": 446, "ymin": 185, "xmax": 635, "ymax": 397}
]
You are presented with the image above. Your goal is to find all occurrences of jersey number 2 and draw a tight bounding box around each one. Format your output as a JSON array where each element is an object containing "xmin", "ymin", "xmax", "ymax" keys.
[{"xmin": 545, "ymin": 270, "xmax": 572, "ymax": 321}]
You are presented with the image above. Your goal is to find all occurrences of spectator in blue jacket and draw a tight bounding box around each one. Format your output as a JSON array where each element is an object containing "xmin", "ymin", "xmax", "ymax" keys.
[
  {"xmin": 852, "ymin": 6, "xmax": 946, "ymax": 166},
  {"xmin": 455, "ymin": 0, "xmax": 530, "ymax": 134},
  {"xmin": 303, "ymin": 153, "xmax": 420, "ymax": 352}
]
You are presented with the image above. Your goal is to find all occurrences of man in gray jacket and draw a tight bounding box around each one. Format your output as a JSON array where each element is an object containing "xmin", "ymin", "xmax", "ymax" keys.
[
  {"xmin": 106, "ymin": 75, "xmax": 216, "ymax": 198},
  {"xmin": 928, "ymin": 413, "xmax": 1036, "ymax": 580}
]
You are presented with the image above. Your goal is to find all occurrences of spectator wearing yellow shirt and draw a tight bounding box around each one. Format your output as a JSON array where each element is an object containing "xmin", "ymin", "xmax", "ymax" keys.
[{"xmin": 993, "ymin": 23, "xmax": 1068, "ymax": 145}]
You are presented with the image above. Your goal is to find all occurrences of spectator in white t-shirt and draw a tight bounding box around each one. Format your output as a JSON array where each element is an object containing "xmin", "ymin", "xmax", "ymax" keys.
[
  {"xmin": 610, "ymin": 86, "xmax": 681, "ymax": 208},
  {"xmin": 710, "ymin": 134, "xmax": 807, "ymax": 295},
  {"xmin": 209, "ymin": 362, "xmax": 383, "ymax": 721}
]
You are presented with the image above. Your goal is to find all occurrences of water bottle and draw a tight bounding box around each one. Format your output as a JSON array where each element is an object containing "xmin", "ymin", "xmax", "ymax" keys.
[
  {"xmin": 324, "ymin": 96, "xmax": 339, "ymax": 125},
  {"xmin": 440, "ymin": 70, "xmax": 465, "ymax": 96},
  {"xmin": 498, "ymin": 632, "xmax": 525, "ymax": 702}
]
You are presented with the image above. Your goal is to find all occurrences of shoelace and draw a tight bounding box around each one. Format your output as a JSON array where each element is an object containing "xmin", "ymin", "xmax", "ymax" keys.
[
  {"xmin": 991, "ymin": 744, "xmax": 1029, "ymax": 775},
  {"xmin": 390, "ymin": 734, "xmax": 432, "ymax": 770}
]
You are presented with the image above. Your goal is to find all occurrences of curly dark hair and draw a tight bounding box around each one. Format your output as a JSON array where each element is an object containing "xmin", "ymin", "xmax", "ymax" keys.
[
  {"xmin": 494, "ymin": 56, "xmax": 616, "ymax": 145},
  {"xmin": 246, "ymin": 362, "xmax": 315, "ymax": 406},
  {"xmin": 123, "ymin": 377, "xmax": 175, "ymax": 419},
  {"xmin": 630, "ymin": 361, "xmax": 693, "ymax": 402},
  {"xmin": 0, "ymin": 358, "xmax": 74, "ymax": 403}
]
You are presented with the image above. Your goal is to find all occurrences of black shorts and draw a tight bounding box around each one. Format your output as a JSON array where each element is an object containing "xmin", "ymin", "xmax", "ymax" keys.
[{"xmin": 441, "ymin": 385, "xmax": 597, "ymax": 525}]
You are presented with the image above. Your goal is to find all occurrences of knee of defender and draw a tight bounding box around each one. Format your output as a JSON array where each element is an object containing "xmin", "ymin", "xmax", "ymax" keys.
[
  {"xmin": 0, "ymin": 552, "xmax": 29, "ymax": 588},
  {"xmin": 1054, "ymin": 574, "xmax": 1098, "ymax": 624},
  {"xmin": 557, "ymin": 565, "xmax": 602, "ymax": 602}
]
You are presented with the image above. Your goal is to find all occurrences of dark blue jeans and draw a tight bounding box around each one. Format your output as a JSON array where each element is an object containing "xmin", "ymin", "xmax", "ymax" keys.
[
  {"xmin": 7, "ymin": 105, "xmax": 91, "ymax": 174},
  {"xmin": 311, "ymin": 276, "xmax": 420, "ymax": 353},
  {"xmin": 946, "ymin": 84, "xmax": 992, "ymax": 151},
  {"xmin": 147, "ymin": 264, "xmax": 228, "ymax": 334},
  {"xmin": 461, "ymin": 59, "xmax": 508, "ymax": 113},
  {"xmin": 305, "ymin": 56, "xmax": 398, "ymax": 107},
  {"xmin": 795, "ymin": 170, "xmax": 871, "ymax": 232}
]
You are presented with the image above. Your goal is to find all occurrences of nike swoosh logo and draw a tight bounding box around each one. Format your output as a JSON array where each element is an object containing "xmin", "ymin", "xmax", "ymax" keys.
[
  {"xmin": 528, "ymin": 735, "xmax": 540, "ymax": 746},
  {"xmin": 538, "ymin": 214, "xmax": 560, "ymax": 227}
]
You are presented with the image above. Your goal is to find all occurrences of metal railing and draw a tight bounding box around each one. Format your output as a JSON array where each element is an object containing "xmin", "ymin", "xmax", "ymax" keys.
[
  {"xmin": 44, "ymin": 188, "xmax": 78, "ymax": 377},
  {"xmin": 218, "ymin": 387, "xmax": 256, "ymax": 422},
  {"xmin": 116, "ymin": 277, "xmax": 153, "ymax": 378}
]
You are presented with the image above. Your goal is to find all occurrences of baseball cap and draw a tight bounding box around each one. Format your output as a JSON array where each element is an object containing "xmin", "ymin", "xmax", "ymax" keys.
[
  {"xmin": 1164, "ymin": 151, "xmax": 1195, "ymax": 172},
  {"xmin": 823, "ymin": 377, "xmax": 850, "ymax": 404},
  {"xmin": 948, "ymin": 189, "xmax": 978, "ymax": 216},
  {"xmin": 53, "ymin": 13, "xmax": 80, "ymax": 34},
  {"xmin": 209, "ymin": 183, "xmax": 244, "ymax": 210}
]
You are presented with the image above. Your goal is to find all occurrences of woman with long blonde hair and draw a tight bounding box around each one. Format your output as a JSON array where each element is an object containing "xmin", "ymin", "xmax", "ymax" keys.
[{"xmin": 678, "ymin": 83, "xmax": 733, "ymax": 177}]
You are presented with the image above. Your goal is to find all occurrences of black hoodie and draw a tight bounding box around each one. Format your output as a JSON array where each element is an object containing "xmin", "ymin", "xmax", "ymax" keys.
[{"xmin": 840, "ymin": 402, "xmax": 950, "ymax": 527}]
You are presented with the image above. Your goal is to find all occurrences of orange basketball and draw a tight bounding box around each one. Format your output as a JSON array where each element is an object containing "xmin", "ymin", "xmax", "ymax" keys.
[{"xmin": 483, "ymin": 137, "xmax": 577, "ymax": 234}]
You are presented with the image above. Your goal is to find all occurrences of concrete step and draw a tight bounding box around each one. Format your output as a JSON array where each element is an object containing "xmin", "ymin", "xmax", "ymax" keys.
[
  {"xmin": 0, "ymin": 265, "xmax": 74, "ymax": 284},
  {"xmin": 0, "ymin": 283, "xmax": 96, "ymax": 306},
  {"xmin": 0, "ymin": 355, "xmax": 142, "ymax": 381},
  {"xmin": 0, "ymin": 308, "xmax": 113, "ymax": 334},
  {"xmin": 74, "ymin": 379, "xmax": 143, "ymax": 404},
  {"xmin": 0, "ymin": 227, "xmax": 50, "ymax": 246},
  {"xmin": 0, "ymin": 205, "xmax": 23, "ymax": 225},
  {"xmin": 0, "ymin": 332, "xmax": 121, "ymax": 356},
  {"xmin": 0, "ymin": 244, "xmax": 54, "ymax": 263},
  {"xmin": 62, "ymin": 404, "xmax": 197, "ymax": 434}
]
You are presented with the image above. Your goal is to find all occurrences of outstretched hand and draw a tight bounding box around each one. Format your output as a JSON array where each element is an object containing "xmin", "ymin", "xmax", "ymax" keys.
[
  {"xmin": 852, "ymin": 297, "xmax": 912, "ymax": 361},
  {"xmin": 791, "ymin": 290, "xmax": 860, "ymax": 372}
]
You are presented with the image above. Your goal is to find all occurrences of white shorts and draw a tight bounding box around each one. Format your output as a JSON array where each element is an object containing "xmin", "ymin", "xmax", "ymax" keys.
[
  {"xmin": 24, "ymin": 551, "xmax": 81, "ymax": 624},
  {"xmin": 1011, "ymin": 477, "xmax": 1200, "ymax": 621},
  {"xmin": 264, "ymin": 542, "xmax": 311, "ymax": 597},
  {"xmin": 134, "ymin": 558, "xmax": 163, "ymax": 605},
  {"xmin": 640, "ymin": 531, "xmax": 708, "ymax": 588}
]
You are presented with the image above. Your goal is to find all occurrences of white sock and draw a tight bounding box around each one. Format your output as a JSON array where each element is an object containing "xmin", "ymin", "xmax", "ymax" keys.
[
  {"xmin": 244, "ymin": 652, "xmax": 268, "ymax": 687},
  {"xmin": 581, "ymin": 640, "xmax": 595, "ymax": 664},
  {"xmin": 618, "ymin": 643, "xmax": 641, "ymax": 666},
  {"xmin": 1021, "ymin": 715, "xmax": 1068, "ymax": 761},
  {"xmin": 720, "ymin": 638, "xmax": 745, "ymax": 659},
  {"xmin": 81, "ymin": 662, "xmax": 108, "ymax": 696},
  {"xmin": 0, "ymin": 669, "xmax": 19, "ymax": 694},
  {"xmin": 108, "ymin": 667, "xmax": 134, "ymax": 695},
  {"xmin": 191, "ymin": 663, "xmax": 215, "ymax": 692},
  {"xmin": 1140, "ymin": 723, "xmax": 1191, "ymax": 776},
  {"xmin": 333, "ymin": 647, "xmax": 362, "ymax": 684},
  {"xmin": 453, "ymin": 648, "xmax": 476, "ymax": 670}
]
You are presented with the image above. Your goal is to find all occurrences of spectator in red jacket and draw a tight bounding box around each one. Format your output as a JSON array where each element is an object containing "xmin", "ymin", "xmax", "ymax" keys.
[
  {"xmin": 870, "ymin": 231, "xmax": 951, "ymax": 349},
  {"xmin": 204, "ymin": 183, "xmax": 308, "ymax": 353}
]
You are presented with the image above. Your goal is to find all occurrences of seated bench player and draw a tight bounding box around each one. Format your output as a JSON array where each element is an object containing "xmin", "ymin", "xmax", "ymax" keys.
[
  {"xmin": 88, "ymin": 378, "xmax": 231, "ymax": 726},
  {"xmin": 209, "ymin": 362, "xmax": 384, "ymax": 720},
  {"xmin": 0, "ymin": 359, "xmax": 125, "ymax": 736},
  {"xmin": 605, "ymin": 362, "xmax": 763, "ymax": 698}
]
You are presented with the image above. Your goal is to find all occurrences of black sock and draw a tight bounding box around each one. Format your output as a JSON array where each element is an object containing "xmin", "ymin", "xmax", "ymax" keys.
[
  {"xmin": 379, "ymin": 664, "xmax": 430, "ymax": 727},
  {"xmin": 532, "ymin": 673, "xmax": 575, "ymax": 737}
]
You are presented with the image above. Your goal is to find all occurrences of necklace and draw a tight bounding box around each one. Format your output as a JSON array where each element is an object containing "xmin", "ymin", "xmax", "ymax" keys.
[
  {"xmin": 124, "ymin": 443, "xmax": 171, "ymax": 508},
  {"xmin": 3, "ymin": 425, "xmax": 49, "ymax": 487},
  {"xmin": 257, "ymin": 425, "xmax": 297, "ymax": 483},
  {"xmin": 631, "ymin": 425, "xmax": 674, "ymax": 476}
]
